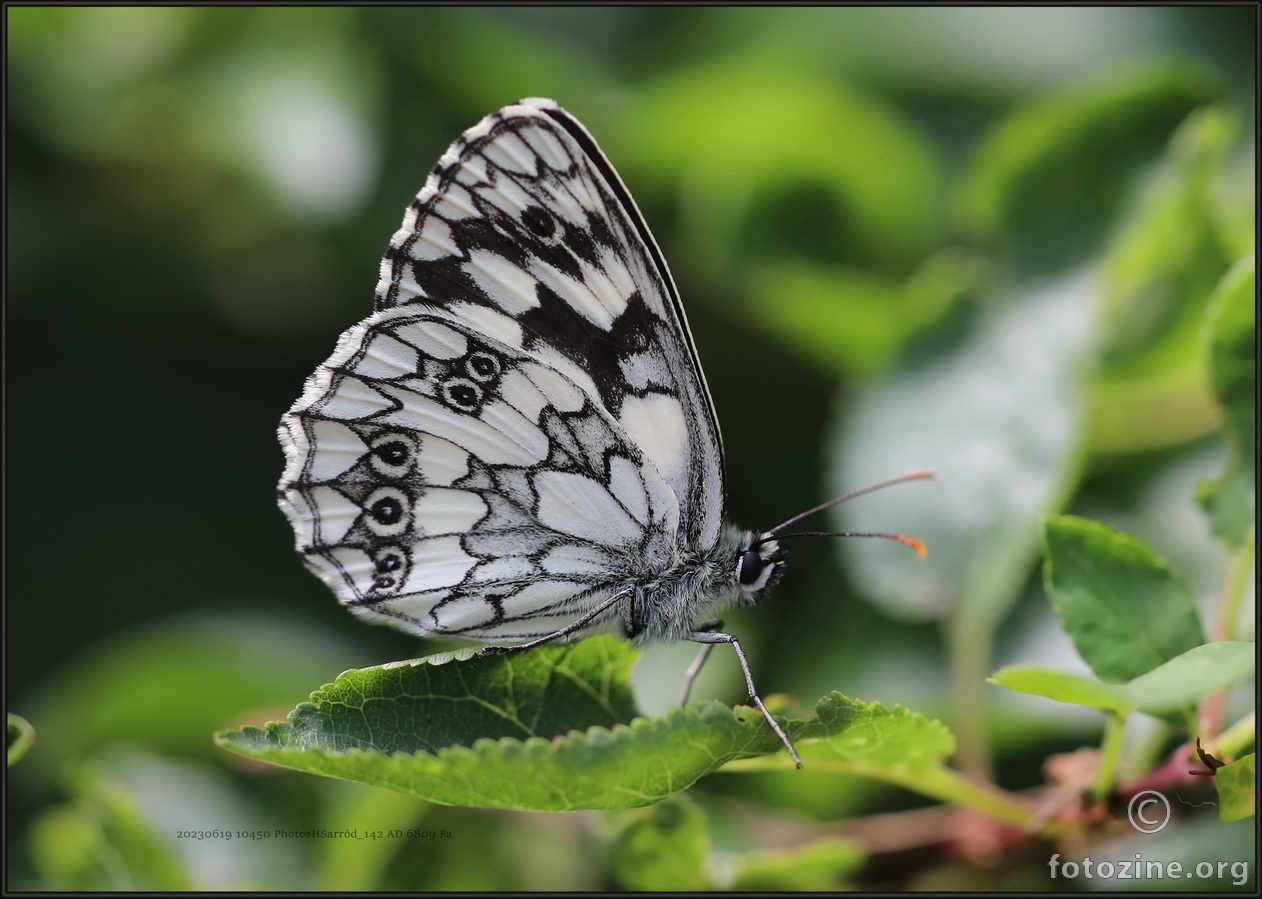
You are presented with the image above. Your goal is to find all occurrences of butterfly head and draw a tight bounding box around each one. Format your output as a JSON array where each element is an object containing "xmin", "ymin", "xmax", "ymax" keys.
[{"xmin": 732, "ymin": 534, "xmax": 784, "ymax": 604}]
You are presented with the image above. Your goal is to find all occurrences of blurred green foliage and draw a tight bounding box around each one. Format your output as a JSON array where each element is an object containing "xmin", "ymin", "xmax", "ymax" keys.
[{"xmin": 7, "ymin": 7, "xmax": 1254, "ymax": 891}]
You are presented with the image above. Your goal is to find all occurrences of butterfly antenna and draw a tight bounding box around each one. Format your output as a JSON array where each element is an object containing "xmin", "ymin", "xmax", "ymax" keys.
[
  {"xmin": 764, "ymin": 468, "xmax": 933, "ymax": 535},
  {"xmin": 758, "ymin": 468, "xmax": 934, "ymax": 557},
  {"xmin": 771, "ymin": 529, "xmax": 928, "ymax": 559}
]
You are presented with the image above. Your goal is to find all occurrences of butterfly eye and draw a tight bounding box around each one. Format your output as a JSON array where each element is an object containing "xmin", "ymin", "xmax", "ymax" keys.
[
  {"xmin": 465, "ymin": 352, "xmax": 502, "ymax": 383},
  {"xmin": 737, "ymin": 548, "xmax": 766, "ymax": 588}
]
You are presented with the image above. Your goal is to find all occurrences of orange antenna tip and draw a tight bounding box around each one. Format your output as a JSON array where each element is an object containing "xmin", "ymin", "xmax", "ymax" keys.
[{"xmin": 896, "ymin": 534, "xmax": 929, "ymax": 559}]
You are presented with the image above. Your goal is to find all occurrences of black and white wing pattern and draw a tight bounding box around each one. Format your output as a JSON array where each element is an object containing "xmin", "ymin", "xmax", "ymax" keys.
[{"xmin": 278, "ymin": 98, "xmax": 733, "ymax": 645}]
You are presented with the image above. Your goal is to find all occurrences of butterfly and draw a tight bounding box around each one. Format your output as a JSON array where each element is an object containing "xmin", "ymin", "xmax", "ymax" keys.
[{"xmin": 278, "ymin": 98, "xmax": 927, "ymax": 767}]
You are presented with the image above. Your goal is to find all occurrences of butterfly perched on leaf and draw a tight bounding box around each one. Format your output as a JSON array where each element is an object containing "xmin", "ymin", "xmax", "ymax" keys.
[{"xmin": 278, "ymin": 98, "xmax": 926, "ymax": 766}]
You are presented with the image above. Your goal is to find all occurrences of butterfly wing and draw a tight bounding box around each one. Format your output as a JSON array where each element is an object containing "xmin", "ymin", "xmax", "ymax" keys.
[
  {"xmin": 279, "ymin": 99, "xmax": 726, "ymax": 643},
  {"xmin": 377, "ymin": 98, "xmax": 724, "ymax": 549}
]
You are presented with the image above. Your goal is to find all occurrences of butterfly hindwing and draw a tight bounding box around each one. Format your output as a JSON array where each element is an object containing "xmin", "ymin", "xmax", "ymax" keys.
[{"xmin": 279, "ymin": 308, "xmax": 682, "ymax": 641}]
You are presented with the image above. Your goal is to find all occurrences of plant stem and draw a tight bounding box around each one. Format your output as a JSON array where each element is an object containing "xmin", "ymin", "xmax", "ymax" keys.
[
  {"xmin": 1200, "ymin": 532, "xmax": 1254, "ymax": 738},
  {"xmin": 727, "ymin": 755, "xmax": 1044, "ymax": 833},
  {"xmin": 1213, "ymin": 530, "xmax": 1255, "ymax": 642},
  {"xmin": 947, "ymin": 609, "xmax": 993, "ymax": 781},
  {"xmin": 879, "ymin": 764, "xmax": 1035, "ymax": 828},
  {"xmin": 1212, "ymin": 711, "xmax": 1256, "ymax": 760},
  {"xmin": 1092, "ymin": 712, "xmax": 1127, "ymax": 800}
]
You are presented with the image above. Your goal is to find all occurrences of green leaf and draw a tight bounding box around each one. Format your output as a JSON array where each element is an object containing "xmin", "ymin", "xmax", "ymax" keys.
[
  {"xmin": 1216, "ymin": 754, "xmax": 1256, "ymax": 823},
  {"xmin": 1123, "ymin": 641, "xmax": 1255, "ymax": 715},
  {"xmin": 1197, "ymin": 254, "xmax": 1257, "ymax": 547},
  {"xmin": 729, "ymin": 837, "xmax": 865, "ymax": 891},
  {"xmin": 990, "ymin": 641, "xmax": 1254, "ymax": 717},
  {"xmin": 1043, "ymin": 516, "xmax": 1206, "ymax": 682},
  {"xmin": 609, "ymin": 796, "xmax": 709, "ymax": 890},
  {"xmin": 1102, "ymin": 106, "xmax": 1240, "ymax": 373},
  {"xmin": 216, "ymin": 638, "xmax": 953, "ymax": 811},
  {"xmin": 798, "ymin": 693, "xmax": 954, "ymax": 769},
  {"xmin": 988, "ymin": 666, "xmax": 1129, "ymax": 713},
  {"xmin": 283, "ymin": 638, "xmax": 642, "ymax": 754},
  {"xmin": 956, "ymin": 60, "xmax": 1217, "ymax": 275},
  {"xmin": 1089, "ymin": 106, "xmax": 1243, "ymax": 455},
  {"xmin": 219, "ymin": 700, "xmax": 773, "ymax": 812}
]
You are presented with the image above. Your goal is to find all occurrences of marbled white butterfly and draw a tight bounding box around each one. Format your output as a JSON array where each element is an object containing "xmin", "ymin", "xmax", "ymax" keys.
[{"xmin": 278, "ymin": 98, "xmax": 927, "ymax": 767}]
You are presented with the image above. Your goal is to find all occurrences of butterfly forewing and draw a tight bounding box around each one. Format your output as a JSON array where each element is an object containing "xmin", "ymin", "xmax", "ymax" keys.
[{"xmin": 375, "ymin": 98, "xmax": 724, "ymax": 550}]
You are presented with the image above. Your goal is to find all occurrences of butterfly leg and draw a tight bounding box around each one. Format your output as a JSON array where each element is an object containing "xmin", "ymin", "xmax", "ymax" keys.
[
  {"xmin": 478, "ymin": 589, "xmax": 630, "ymax": 656},
  {"xmin": 686, "ymin": 629, "xmax": 803, "ymax": 769},
  {"xmin": 678, "ymin": 618, "xmax": 723, "ymax": 706}
]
